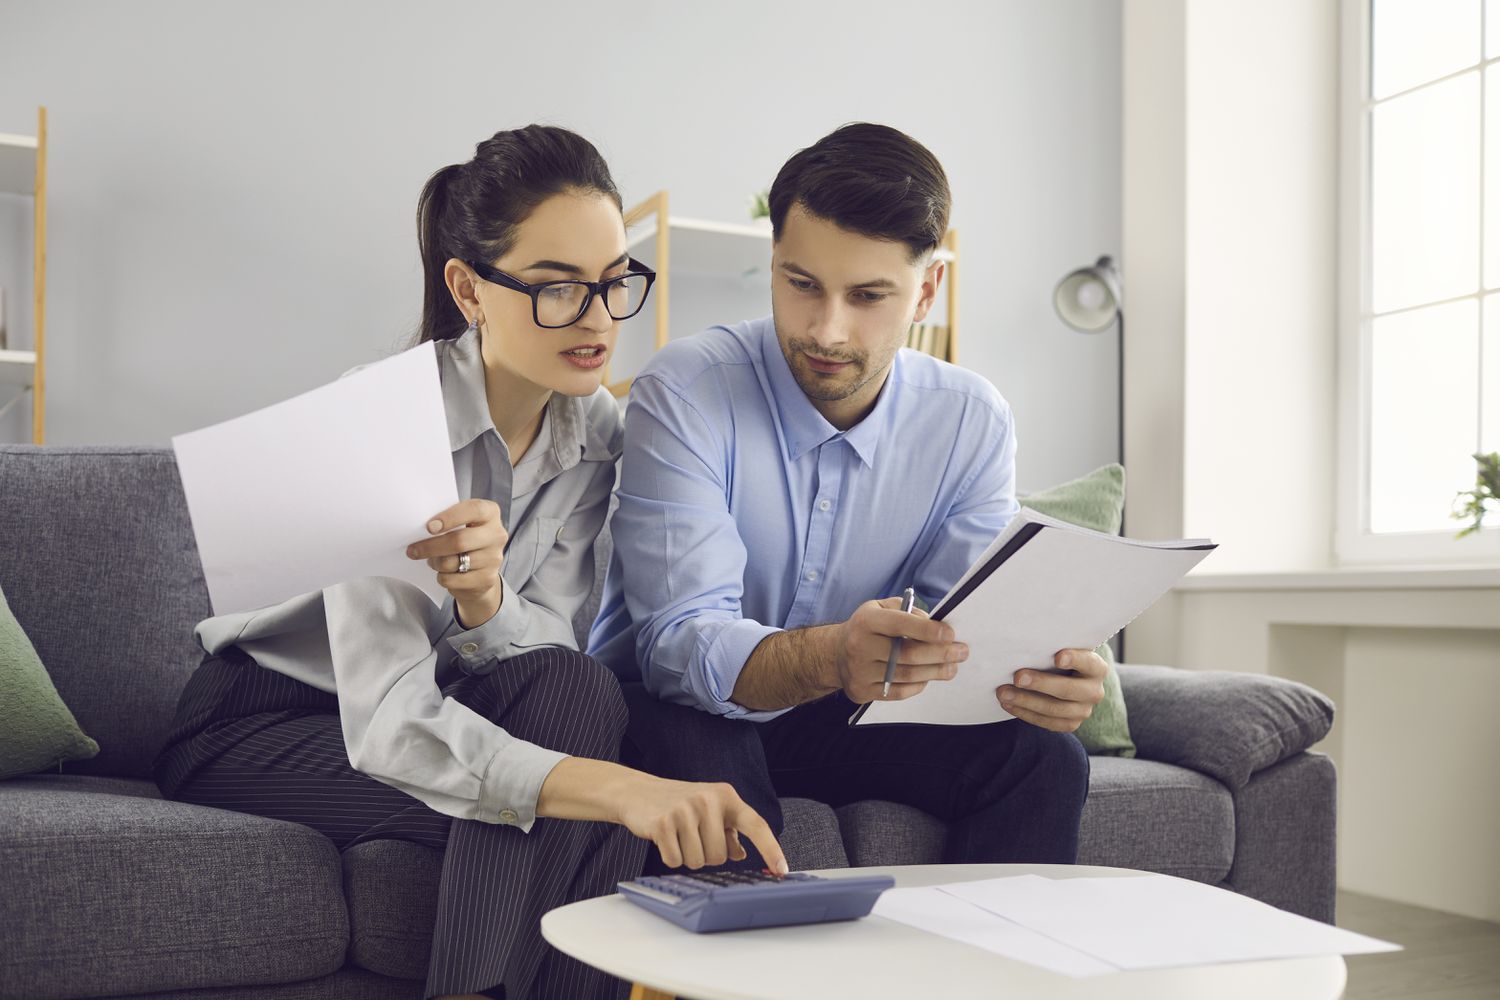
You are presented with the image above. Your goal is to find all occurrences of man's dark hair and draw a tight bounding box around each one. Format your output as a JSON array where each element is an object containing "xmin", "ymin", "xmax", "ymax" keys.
[{"xmin": 768, "ymin": 122, "xmax": 951, "ymax": 262}]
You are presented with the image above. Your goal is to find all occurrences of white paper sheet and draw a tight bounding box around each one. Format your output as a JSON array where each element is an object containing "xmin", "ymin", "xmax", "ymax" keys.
[
  {"xmin": 172, "ymin": 342, "xmax": 459, "ymax": 614},
  {"xmin": 872, "ymin": 883, "xmax": 1118, "ymax": 977},
  {"xmin": 855, "ymin": 509, "xmax": 1215, "ymax": 726},
  {"xmin": 940, "ymin": 874, "xmax": 1401, "ymax": 971}
]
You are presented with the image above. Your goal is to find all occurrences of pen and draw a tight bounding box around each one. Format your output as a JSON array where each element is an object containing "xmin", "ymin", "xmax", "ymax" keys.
[{"xmin": 883, "ymin": 586, "xmax": 918, "ymax": 698}]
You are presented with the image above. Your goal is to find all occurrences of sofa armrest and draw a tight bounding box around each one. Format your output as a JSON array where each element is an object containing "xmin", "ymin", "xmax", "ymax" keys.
[{"xmin": 1116, "ymin": 663, "xmax": 1334, "ymax": 791}]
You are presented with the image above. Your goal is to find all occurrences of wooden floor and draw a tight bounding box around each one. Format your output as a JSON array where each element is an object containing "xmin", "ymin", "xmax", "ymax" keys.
[{"xmin": 1338, "ymin": 890, "xmax": 1500, "ymax": 999}]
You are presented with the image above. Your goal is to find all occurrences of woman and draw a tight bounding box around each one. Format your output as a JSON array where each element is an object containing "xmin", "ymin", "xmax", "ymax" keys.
[{"xmin": 153, "ymin": 125, "xmax": 784, "ymax": 1000}]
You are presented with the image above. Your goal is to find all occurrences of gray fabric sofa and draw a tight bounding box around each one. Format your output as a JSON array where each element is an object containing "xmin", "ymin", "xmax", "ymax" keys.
[{"xmin": 0, "ymin": 446, "xmax": 1339, "ymax": 1000}]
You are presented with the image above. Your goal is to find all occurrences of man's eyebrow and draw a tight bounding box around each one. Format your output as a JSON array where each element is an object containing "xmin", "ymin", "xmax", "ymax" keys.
[
  {"xmin": 521, "ymin": 252, "xmax": 630, "ymax": 275},
  {"xmin": 778, "ymin": 260, "xmax": 897, "ymax": 291}
]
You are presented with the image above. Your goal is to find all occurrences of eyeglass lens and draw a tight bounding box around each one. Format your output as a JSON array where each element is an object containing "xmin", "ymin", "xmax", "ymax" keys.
[{"xmin": 536, "ymin": 273, "xmax": 651, "ymax": 327}]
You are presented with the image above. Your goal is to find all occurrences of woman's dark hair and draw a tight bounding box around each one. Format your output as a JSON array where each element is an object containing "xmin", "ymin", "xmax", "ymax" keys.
[
  {"xmin": 416, "ymin": 125, "xmax": 622, "ymax": 343},
  {"xmin": 768, "ymin": 122, "xmax": 950, "ymax": 262}
]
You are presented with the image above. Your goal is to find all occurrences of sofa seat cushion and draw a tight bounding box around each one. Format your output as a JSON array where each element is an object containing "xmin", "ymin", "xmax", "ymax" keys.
[
  {"xmin": 1078, "ymin": 756, "xmax": 1234, "ymax": 882},
  {"xmin": 340, "ymin": 795, "xmax": 849, "ymax": 982},
  {"xmin": 0, "ymin": 775, "xmax": 348, "ymax": 1000},
  {"xmin": 834, "ymin": 757, "xmax": 1233, "ymax": 883}
]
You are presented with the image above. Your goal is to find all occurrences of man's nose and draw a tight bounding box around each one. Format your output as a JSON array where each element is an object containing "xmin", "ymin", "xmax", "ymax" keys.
[{"xmin": 807, "ymin": 302, "xmax": 850, "ymax": 352}]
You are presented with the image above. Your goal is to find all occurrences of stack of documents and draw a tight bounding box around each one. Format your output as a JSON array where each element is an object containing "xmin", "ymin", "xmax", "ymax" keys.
[
  {"xmin": 854, "ymin": 508, "xmax": 1216, "ymax": 726},
  {"xmin": 872, "ymin": 875, "xmax": 1399, "ymax": 976}
]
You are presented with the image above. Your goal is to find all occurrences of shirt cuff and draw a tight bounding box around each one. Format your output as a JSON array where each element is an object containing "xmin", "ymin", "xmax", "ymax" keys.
[
  {"xmin": 444, "ymin": 576, "xmax": 527, "ymax": 675},
  {"xmin": 689, "ymin": 619, "xmax": 791, "ymax": 722},
  {"xmin": 477, "ymin": 738, "xmax": 569, "ymax": 833}
]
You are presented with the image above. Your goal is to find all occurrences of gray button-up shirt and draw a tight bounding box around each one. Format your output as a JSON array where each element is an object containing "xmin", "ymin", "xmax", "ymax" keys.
[{"xmin": 194, "ymin": 326, "xmax": 622, "ymax": 831}]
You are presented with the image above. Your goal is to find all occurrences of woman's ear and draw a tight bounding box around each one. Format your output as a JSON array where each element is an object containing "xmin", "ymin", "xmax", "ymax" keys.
[{"xmin": 443, "ymin": 258, "xmax": 483, "ymax": 325}]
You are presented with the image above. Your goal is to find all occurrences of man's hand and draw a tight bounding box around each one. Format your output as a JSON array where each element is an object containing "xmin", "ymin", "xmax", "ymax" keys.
[
  {"xmin": 830, "ymin": 597, "xmax": 969, "ymax": 705},
  {"xmin": 996, "ymin": 648, "xmax": 1107, "ymax": 732}
]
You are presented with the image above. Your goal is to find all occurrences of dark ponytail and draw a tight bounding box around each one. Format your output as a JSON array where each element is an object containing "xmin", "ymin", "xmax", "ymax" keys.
[{"xmin": 416, "ymin": 125, "xmax": 622, "ymax": 344}]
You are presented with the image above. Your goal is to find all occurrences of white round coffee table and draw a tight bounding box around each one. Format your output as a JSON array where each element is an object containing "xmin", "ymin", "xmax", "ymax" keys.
[{"xmin": 541, "ymin": 864, "xmax": 1347, "ymax": 1000}]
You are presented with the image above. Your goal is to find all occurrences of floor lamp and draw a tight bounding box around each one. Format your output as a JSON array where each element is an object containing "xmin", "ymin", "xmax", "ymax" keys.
[{"xmin": 1053, "ymin": 255, "xmax": 1126, "ymax": 660}]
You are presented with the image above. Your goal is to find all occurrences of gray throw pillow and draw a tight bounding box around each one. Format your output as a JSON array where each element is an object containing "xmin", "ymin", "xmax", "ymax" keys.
[{"xmin": 1117, "ymin": 663, "xmax": 1335, "ymax": 790}]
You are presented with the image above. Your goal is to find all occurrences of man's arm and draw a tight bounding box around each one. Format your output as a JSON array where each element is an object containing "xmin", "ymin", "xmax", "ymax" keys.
[{"xmin": 731, "ymin": 601, "xmax": 967, "ymax": 712}]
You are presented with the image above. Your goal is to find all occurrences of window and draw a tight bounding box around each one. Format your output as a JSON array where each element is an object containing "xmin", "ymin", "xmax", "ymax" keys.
[{"xmin": 1338, "ymin": 0, "xmax": 1499, "ymax": 564}]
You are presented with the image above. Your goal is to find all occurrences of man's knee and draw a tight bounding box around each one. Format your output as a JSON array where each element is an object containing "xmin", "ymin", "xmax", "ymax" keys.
[{"xmin": 1023, "ymin": 726, "xmax": 1091, "ymax": 806}]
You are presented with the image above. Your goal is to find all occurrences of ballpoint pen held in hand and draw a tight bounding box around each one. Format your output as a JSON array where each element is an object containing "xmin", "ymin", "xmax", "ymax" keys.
[{"xmin": 882, "ymin": 587, "xmax": 918, "ymax": 698}]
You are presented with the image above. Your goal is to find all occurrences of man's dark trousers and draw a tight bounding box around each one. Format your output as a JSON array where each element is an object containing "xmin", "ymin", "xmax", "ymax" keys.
[{"xmin": 620, "ymin": 682, "xmax": 1090, "ymax": 873}]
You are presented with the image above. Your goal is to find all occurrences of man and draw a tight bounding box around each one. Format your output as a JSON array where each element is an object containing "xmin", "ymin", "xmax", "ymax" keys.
[{"xmin": 589, "ymin": 122, "xmax": 1104, "ymax": 871}]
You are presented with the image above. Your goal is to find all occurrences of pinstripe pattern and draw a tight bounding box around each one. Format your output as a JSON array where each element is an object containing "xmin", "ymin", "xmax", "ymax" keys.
[{"xmin": 153, "ymin": 645, "xmax": 645, "ymax": 999}]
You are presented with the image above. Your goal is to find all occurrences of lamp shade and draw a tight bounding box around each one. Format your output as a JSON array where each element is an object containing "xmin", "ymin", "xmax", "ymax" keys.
[{"xmin": 1053, "ymin": 255, "xmax": 1122, "ymax": 332}]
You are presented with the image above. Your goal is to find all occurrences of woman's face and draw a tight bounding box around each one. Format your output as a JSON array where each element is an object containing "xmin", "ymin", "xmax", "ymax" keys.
[{"xmin": 470, "ymin": 190, "xmax": 631, "ymax": 397}]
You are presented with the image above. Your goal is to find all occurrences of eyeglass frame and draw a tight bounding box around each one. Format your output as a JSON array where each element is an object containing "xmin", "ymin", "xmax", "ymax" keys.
[{"xmin": 465, "ymin": 256, "xmax": 657, "ymax": 329}]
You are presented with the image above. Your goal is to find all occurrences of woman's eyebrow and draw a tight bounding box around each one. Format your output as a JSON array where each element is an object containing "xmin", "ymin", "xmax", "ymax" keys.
[{"xmin": 521, "ymin": 252, "xmax": 629, "ymax": 275}]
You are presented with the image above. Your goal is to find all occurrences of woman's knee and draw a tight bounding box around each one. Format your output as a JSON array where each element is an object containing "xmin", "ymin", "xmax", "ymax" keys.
[{"xmin": 480, "ymin": 648, "xmax": 629, "ymax": 752}]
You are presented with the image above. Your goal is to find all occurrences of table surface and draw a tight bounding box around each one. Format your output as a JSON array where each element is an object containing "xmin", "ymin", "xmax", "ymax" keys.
[{"xmin": 540, "ymin": 863, "xmax": 1348, "ymax": 1000}]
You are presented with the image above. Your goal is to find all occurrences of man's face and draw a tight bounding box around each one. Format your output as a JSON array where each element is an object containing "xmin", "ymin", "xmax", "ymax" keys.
[{"xmin": 770, "ymin": 204, "xmax": 942, "ymax": 428}]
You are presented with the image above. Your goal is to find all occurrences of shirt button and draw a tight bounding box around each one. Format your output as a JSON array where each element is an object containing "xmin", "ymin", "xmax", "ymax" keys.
[
  {"xmin": 818, "ymin": 499, "xmax": 832, "ymax": 512},
  {"xmin": 499, "ymin": 809, "xmax": 519, "ymax": 824},
  {"xmin": 460, "ymin": 642, "xmax": 479, "ymax": 655},
  {"xmin": 806, "ymin": 570, "xmax": 818, "ymax": 582}
]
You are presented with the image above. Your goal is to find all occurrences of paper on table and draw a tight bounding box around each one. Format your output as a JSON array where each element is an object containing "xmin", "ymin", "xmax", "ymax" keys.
[
  {"xmin": 172, "ymin": 342, "xmax": 459, "ymax": 615},
  {"xmin": 941, "ymin": 874, "xmax": 1401, "ymax": 971},
  {"xmin": 872, "ymin": 882, "xmax": 1117, "ymax": 977}
]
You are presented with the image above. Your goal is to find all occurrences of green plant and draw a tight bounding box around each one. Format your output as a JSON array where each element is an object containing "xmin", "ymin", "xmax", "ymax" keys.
[
  {"xmin": 749, "ymin": 189, "xmax": 770, "ymax": 221},
  {"xmin": 1452, "ymin": 451, "xmax": 1500, "ymax": 538}
]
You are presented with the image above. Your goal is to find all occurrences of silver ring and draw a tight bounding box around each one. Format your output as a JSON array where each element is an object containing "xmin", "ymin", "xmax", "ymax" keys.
[{"xmin": 457, "ymin": 552, "xmax": 471, "ymax": 574}]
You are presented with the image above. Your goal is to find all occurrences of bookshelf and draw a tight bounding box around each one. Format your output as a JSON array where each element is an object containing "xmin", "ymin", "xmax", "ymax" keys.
[
  {"xmin": 0, "ymin": 106, "xmax": 46, "ymax": 443},
  {"xmin": 607, "ymin": 190, "xmax": 958, "ymax": 398}
]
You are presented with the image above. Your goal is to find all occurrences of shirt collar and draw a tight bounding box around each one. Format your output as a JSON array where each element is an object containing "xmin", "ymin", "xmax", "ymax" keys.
[
  {"xmin": 436, "ymin": 325, "xmax": 593, "ymax": 471},
  {"xmin": 759, "ymin": 321, "xmax": 897, "ymax": 469}
]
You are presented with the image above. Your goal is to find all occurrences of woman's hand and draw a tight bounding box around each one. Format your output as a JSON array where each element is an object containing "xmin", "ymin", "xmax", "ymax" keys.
[
  {"xmin": 406, "ymin": 499, "xmax": 508, "ymax": 627},
  {"xmin": 537, "ymin": 758, "xmax": 788, "ymax": 875},
  {"xmin": 615, "ymin": 774, "xmax": 787, "ymax": 874}
]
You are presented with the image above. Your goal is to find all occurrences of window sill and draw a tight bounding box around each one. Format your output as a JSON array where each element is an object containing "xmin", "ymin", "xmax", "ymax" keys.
[{"xmin": 1176, "ymin": 566, "xmax": 1500, "ymax": 592}]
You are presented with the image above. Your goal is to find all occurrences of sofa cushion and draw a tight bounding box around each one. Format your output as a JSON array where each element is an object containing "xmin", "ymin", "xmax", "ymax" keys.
[
  {"xmin": 1077, "ymin": 756, "xmax": 1234, "ymax": 883},
  {"xmin": 1117, "ymin": 663, "xmax": 1336, "ymax": 791},
  {"xmin": 0, "ymin": 580, "xmax": 99, "ymax": 778},
  {"xmin": 0, "ymin": 447, "xmax": 214, "ymax": 779},
  {"xmin": 0, "ymin": 774, "xmax": 348, "ymax": 1000},
  {"xmin": 834, "ymin": 756, "xmax": 1234, "ymax": 882}
]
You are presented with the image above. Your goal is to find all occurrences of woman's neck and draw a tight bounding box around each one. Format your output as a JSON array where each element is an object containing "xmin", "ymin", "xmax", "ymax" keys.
[{"xmin": 483, "ymin": 362, "xmax": 551, "ymax": 464}]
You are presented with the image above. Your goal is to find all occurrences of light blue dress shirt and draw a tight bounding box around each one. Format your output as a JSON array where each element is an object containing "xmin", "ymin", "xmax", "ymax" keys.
[
  {"xmin": 588, "ymin": 315, "xmax": 1020, "ymax": 721},
  {"xmin": 195, "ymin": 325, "xmax": 621, "ymax": 831}
]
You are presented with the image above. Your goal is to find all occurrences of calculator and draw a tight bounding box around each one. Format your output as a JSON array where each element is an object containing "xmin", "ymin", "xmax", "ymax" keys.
[{"xmin": 616, "ymin": 869, "xmax": 895, "ymax": 933}]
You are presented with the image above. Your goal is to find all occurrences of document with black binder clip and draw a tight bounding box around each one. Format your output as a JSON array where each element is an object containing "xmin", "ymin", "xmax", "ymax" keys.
[{"xmin": 849, "ymin": 508, "xmax": 1217, "ymax": 727}]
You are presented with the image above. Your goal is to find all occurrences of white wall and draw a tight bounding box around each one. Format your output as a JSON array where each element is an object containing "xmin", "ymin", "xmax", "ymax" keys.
[
  {"xmin": 0, "ymin": 0, "xmax": 1123, "ymax": 494},
  {"xmin": 1122, "ymin": 0, "xmax": 1500, "ymax": 922}
]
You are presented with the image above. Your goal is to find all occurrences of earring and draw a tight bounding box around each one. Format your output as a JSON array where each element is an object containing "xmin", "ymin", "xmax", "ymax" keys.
[{"xmin": 466, "ymin": 316, "xmax": 480, "ymax": 335}]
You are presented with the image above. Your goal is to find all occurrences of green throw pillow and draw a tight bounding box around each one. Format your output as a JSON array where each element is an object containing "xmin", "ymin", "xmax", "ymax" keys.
[
  {"xmin": 0, "ymin": 581, "xmax": 100, "ymax": 779},
  {"xmin": 1019, "ymin": 463, "xmax": 1136, "ymax": 758}
]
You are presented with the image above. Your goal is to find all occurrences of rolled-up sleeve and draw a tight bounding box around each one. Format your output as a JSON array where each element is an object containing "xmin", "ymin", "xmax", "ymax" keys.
[
  {"xmin": 322, "ymin": 578, "xmax": 566, "ymax": 831},
  {"xmin": 611, "ymin": 374, "xmax": 787, "ymax": 721}
]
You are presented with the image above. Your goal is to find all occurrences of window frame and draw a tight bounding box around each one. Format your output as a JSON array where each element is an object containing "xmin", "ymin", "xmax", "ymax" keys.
[{"xmin": 1335, "ymin": 0, "xmax": 1500, "ymax": 565}]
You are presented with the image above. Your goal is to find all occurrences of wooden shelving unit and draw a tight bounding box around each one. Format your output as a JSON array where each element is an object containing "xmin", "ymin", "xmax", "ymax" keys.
[
  {"xmin": 0, "ymin": 106, "xmax": 46, "ymax": 444},
  {"xmin": 608, "ymin": 190, "xmax": 958, "ymax": 398}
]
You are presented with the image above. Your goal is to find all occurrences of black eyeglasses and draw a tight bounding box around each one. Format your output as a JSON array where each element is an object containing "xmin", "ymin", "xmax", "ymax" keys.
[{"xmin": 467, "ymin": 257, "xmax": 657, "ymax": 329}]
